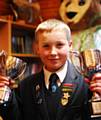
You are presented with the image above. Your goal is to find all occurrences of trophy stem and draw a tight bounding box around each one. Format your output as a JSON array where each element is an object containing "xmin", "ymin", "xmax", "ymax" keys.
[{"xmin": 92, "ymin": 92, "xmax": 101, "ymax": 101}]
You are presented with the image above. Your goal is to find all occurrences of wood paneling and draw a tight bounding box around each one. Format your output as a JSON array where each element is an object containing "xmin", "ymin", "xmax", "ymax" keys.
[
  {"xmin": 39, "ymin": 0, "xmax": 61, "ymax": 20},
  {"xmin": 0, "ymin": 1, "xmax": 12, "ymax": 15}
]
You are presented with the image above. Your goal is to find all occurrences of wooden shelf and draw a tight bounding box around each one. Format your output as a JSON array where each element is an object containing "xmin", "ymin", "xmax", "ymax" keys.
[
  {"xmin": 0, "ymin": 18, "xmax": 37, "ymax": 58},
  {"xmin": 11, "ymin": 53, "xmax": 37, "ymax": 57}
]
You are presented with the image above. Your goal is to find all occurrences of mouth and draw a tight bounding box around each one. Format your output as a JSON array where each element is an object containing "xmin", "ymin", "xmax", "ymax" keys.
[
  {"xmin": 49, "ymin": 58, "xmax": 59, "ymax": 61},
  {"xmin": 66, "ymin": 12, "xmax": 77, "ymax": 19},
  {"xmin": 48, "ymin": 58, "xmax": 59, "ymax": 62}
]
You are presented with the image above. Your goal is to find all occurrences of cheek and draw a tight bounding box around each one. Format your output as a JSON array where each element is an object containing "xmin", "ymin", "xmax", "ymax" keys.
[
  {"xmin": 61, "ymin": 46, "xmax": 69, "ymax": 54},
  {"xmin": 38, "ymin": 48, "xmax": 48, "ymax": 57},
  {"xmin": 59, "ymin": 47, "xmax": 70, "ymax": 58}
]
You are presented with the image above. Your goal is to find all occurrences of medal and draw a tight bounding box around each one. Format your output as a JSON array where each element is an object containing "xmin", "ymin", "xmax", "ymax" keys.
[
  {"xmin": 61, "ymin": 92, "xmax": 70, "ymax": 106},
  {"xmin": 61, "ymin": 83, "xmax": 73, "ymax": 106}
]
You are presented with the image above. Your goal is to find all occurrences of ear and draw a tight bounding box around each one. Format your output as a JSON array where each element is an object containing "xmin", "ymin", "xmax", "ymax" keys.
[
  {"xmin": 68, "ymin": 40, "xmax": 73, "ymax": 51},
  {"xmin": 32, "ymin": 41, "xmax": 40, "ymax": 56}
]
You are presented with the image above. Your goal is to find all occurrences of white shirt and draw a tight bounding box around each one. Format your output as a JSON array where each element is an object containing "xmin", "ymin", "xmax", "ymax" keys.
[{"xmin": 43, "ymin": 61, "xmax": 68, "ymax": 89}]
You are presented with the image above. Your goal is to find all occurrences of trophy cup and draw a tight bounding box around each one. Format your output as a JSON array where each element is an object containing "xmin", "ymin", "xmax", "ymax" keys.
[
  {"xmin": 0, "ymin": 50, "xmax": 26, "ymax": 103},
  {"xmin": 70, "ymin": 49, "xmax": 101, "ymax": 118}
]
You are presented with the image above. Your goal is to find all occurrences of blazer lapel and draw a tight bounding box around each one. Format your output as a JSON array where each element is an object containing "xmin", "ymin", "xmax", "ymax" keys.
[{"xmin": 34, "ymin": 71, "xmax": 50, "ymax": 120}]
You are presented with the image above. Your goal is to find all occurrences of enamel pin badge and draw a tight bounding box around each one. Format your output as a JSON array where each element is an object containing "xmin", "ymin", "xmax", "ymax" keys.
[
  {"xmin": 35, "ymin": 84, "xmax": 43, "ymax": 104},
  {"xmin": 36, "ymin": 84, "xmax": 40, "ymax": 92},
  {"xmin": 61, "ymin": 83, "xmax": 73, "ymax": 106}
]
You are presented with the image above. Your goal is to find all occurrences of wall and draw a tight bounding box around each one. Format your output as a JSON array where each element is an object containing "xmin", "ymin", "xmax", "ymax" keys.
[{"xmin": 38, "ymin": 0, "xmax": 61, "ymax": 20}]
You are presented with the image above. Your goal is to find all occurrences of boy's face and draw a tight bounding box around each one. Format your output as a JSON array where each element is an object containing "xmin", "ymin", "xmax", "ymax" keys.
[{"xmin": 36, "ymin": 30, "xmax": 71, "ymax": 72}]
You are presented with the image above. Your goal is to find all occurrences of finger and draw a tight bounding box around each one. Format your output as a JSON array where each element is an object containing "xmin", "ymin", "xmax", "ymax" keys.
[
  {"xmin": 90, "ymin": 82, "xmax": 101, "ymax": 87},
  {"xmin": 9, "ymin": 80, "xmax": 18, "ymax": 89},
  {"xmin": 9, "ymin": 83, "xmax": 18, "ymax": 89},
  {"xmin": 0, "ymin": 76, "xmax": 9, "ymax": 82},
  {"xmin": 0, "ymin": 83, "xmax": 5, "ymax": 87},
  {"xmin": 0, "ymin": 79, "xmax": 9, "ymax": 85},
  {"xmin": 90, "ymin": 87, "xmax": 101, "ymax": 96},
  {"xmin": 9, "ymin": 79, "xmax": 15, "ymax": 84},
  {"xmin": 90, "ymin": 82, "xmax": 101, "ymax": 93},
  {"xmin": 92, "ymin": 73, "xmax": 101, "ymax": 81},
  {"xmin": 0, "ymin": 75, "xmax": 9, "ymax": 80},
  {"xmin": 84, "ymin": 77, "xmax": 90, "ymax": 84}
]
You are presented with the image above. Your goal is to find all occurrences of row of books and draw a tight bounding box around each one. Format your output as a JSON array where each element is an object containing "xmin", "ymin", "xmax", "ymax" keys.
[{"xmin": 11, "ymin": 35, "xmax": 34, "ymax": 54}]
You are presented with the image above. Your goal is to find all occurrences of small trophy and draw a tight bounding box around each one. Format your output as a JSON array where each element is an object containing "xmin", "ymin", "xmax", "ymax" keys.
[
  {"xmin": 0, "ymin": 50, "xmax": 26, "ymax": 103},
  {"xmin": 70, "ymin": 49, "xmax": 101, "ymax": 118}
]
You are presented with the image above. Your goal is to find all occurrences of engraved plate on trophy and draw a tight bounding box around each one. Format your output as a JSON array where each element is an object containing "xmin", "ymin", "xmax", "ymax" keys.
[{"xmin": 70, "ymin": 49, "xmax": 101, "ymax": 118}]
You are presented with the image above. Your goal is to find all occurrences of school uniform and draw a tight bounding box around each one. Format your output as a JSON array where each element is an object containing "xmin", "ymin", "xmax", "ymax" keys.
[{"xmin": 0, "ymin": 60, "xmax": 100, "ymax": 120}]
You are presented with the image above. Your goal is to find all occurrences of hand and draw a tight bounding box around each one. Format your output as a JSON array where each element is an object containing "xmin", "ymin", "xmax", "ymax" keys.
[
  {"xmin": 0, "ymin": 75, "xmax": 9, "ymax": 87},
  {"xmin": 90, "ymin": 73, "xmax": 101, "ymax": 96},
  {"xmin": 0, "ymin": 75, "xmax": 18, "ymax": 89}
]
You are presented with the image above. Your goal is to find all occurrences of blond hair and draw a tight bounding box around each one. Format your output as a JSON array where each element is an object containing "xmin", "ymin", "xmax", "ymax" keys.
[{"xmin": 35, "ymin": 19, "xmax": 71, "ymax": 41}]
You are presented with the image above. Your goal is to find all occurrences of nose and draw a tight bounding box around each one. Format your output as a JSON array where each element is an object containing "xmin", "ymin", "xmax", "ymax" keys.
[{"xmin": 50, "ymin": 46, "xmax": 57, "ymax": 55}]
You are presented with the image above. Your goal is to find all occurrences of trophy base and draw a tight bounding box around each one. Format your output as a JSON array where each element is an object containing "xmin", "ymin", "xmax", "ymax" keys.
[{"xmin": 89, "ymin": 99, "xmax": 101, "ymax": 118}]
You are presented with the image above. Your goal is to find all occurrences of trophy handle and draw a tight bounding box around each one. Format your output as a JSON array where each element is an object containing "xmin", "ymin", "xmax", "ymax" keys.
[
  {"xmin": 70, "ymin": 51, "xmax": 85, "ymax": 74},
  {"xmin": 0, "ymin": 50, "xmax": 7, "ymax": 76}
]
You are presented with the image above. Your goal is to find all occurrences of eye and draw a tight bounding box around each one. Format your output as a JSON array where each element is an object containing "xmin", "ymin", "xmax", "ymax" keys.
[
  {"xmin": 42, "ymin": 44, "xmax": 50, "ymax": 48},
  {"xmin": 57, "ymin": 43, "xmax": 64, "ymax": 48},
  {"xmin": 79, "ymin": 0, "xmax": 85, "ymax": 6}
]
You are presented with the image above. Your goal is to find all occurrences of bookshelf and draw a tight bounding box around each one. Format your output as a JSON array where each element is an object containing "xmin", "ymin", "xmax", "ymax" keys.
[
  {"xmin": 0, "ymin": 18, "xmax": 42, "ymax": 79},
  {"xmin": 0, "ymin": 18, "xmax": 37, "ymax": 58}
]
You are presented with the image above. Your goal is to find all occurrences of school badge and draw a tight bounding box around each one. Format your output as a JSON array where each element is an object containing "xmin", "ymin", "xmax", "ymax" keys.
[{"xmin": 61, "ymin": 83, "xmax": 73, "ymax": 106}]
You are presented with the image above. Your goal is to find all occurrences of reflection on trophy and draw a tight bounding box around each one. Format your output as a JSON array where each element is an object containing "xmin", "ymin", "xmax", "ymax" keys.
[
  {"xmin": 0, "ymin": 50, "xmax": 26, "ymax": 103},
  {"xmin": 6, "ymin": 55, "xmax": 27, "ymax": 82},
  {"xmin": 70, "ymin": 49, "xmax": 101, "ymax": 118}
]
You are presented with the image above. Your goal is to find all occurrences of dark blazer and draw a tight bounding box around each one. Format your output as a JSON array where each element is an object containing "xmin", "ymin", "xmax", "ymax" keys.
[{"xmin": 0, "ymin": 61, "xmax": 99, "ymax": 120}]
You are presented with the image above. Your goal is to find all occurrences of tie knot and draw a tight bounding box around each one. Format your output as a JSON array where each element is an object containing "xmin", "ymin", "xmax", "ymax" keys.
[{"xmin": 49, "ymin": 73, "xmax": 59, "ymax": 83}]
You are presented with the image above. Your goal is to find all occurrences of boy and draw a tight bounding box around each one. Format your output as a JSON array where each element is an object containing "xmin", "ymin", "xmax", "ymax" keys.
[{"xmin": 0, "ymin": 19, "xmax": 101, "ymax": 120}]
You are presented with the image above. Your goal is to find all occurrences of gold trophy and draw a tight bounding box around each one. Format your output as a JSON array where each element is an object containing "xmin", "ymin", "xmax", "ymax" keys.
[
  {"xmin": 70, "ymin": 49, "xmax": 101, "ymax": 118},
  {"xmin": 0, "ymin": 50, "xmax": 26, "ymax": 103}
]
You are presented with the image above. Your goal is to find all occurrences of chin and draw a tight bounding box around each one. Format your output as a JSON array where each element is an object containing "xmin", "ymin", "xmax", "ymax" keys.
[{"xmin": 50, "ymin": 66, "xmax": 62, "ymax": 72}]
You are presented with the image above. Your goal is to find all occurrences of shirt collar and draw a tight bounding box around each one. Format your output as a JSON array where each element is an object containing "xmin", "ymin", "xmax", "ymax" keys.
[{"xmin": 43, "ymin": 61, "xmax": 68, "ymax": 88}]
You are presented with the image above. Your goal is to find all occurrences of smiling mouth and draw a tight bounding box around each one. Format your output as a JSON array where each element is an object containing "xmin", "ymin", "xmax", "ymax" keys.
[
  {"xmin": 48, "ymin": 58, "xmax": 59, "ymax": 62},
  {"xmin": 66, "ymin": 12, "xmax": 77, "ymax": 19},
  {"xmin": 49, "ymin": 59, "xmax": 58, "ymax": 61}
]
